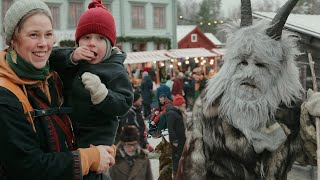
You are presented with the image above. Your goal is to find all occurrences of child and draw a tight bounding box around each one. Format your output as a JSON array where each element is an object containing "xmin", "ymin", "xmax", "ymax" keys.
[{"xmin": 51, "ymin": 0, "xmax": 133, "ymax": 179}]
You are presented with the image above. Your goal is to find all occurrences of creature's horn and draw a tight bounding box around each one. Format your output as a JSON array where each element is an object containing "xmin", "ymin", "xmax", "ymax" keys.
[
  {"xmin": 240, "ymin": 0, "xmax": 253, "ymax": 27},
  {"xmin": 266, "ymin": 0, "xmax": 299, "ymax": 40}
]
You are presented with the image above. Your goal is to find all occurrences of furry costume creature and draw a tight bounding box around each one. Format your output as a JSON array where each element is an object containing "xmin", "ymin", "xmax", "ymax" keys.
[
  {"xmin": 176, "ymin": 0, "xmax": 318, "ymax": 179},
  {"xmin": 156, "ymin": 136, "xmax": 173, "ymax": 180}
]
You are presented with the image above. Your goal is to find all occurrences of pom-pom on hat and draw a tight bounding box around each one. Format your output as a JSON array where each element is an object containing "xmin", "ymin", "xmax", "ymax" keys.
[
  {"xmin": 120, "ymin": 126, "xmax": 140, "ymax": 142},
  {"xmin": 75, "ymin": 0, "xmax": 116, "ymax": 46},
  {"xmin": 3, "ymin": 0, "xmax": 52, "ymax": 45},
  {"xmin": 173, "ymin": 94, "xmax": 186, "ymax": 107}
]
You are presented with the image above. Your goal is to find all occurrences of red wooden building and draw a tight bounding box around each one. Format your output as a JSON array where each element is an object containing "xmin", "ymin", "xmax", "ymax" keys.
[{"xmin": 177, "ymin": 25, "xmax": 222, "ymax": 50}]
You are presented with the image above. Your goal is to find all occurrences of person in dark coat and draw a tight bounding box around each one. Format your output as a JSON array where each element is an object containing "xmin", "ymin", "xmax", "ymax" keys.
[
  {"xmin": 110, "ymin": 126, "xmax": 153, "ymax": 180},
  {"xmin": 116, "ymin": 92, "xmax": 149, "ymax": 150},
  {"xmin": 183, "ymin": 72, "xmax": 195, "ymax": 111},
  {"xmin": 0, "ymin": 1, "xmax": 114, "ymax": 179},
  {"xmin": 166, "ymin": 94, "xmax": 186, "ymax": 179},
  {"xmin": 156, "ymin": 78, "xmax": 171, "ymax": 101},
  {"xmin": 140, "ymin": 71, "xmax": 153, "ymax": 118}
]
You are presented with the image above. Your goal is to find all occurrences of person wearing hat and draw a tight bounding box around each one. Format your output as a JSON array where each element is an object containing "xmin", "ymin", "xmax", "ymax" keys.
[
  {"xmin": 166, "ymin": 94, "xmax": 186, "ymax": 179},
  {"xmin": 0, "ymin": 0, "xmax": 115, "ymax": 179},
  {"xmin": 49, "ymin": 0, "xmax": 133, "ymax": 179},
  {"xmin": 109, "ymin": 126, "xmax": 153, "ymax": 180},
  {"xmin": 116, "ymin": 92, "xmax": 154, "ymax": 152}
]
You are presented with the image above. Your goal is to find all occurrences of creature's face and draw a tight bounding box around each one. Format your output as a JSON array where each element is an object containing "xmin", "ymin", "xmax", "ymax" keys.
[
  {"xmin": 231, "ymin": 53, "xmax": 273, "ymax": 101},
  {"xmin": 226, "ymin": 28, "xmax": 283, "ymax": 102}
]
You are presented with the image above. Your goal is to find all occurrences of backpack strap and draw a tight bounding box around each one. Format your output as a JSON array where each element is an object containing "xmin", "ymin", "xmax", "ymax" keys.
[{"xmin": 0, "ymin": 77, "xmax": 35, "ymax": 131}]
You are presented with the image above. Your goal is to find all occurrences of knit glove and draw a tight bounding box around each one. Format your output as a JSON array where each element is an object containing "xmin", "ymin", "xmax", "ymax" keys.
[
  {"xmin": 305, "ymin": 89, "xmax": 320, "ymax": 117},
  {"xmin": 81, "ymin": 72, "xmax": 108, "ymax": 105}
]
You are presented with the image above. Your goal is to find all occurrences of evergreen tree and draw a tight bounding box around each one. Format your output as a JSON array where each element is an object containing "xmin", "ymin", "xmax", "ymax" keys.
[{"xmin": 197, "ymin": 0, "xmax": 221, "ymax": 33}]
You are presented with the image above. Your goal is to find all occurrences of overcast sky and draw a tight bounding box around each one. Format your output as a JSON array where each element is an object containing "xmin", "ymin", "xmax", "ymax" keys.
[
  {"xmin": 221, "ymin": 0, "xmax": 287, "ymax": 17},
  {"xmin": 179, "ymin": 0, "xmax": 288, "ymax": 17}
]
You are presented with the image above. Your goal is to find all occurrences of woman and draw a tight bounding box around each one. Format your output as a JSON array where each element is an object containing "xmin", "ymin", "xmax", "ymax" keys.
[
  {"xmin": 109, "ymin": 126, "xmax": 153, "ymax": 180},
  {"xmin": 0, "ymin": 0, "xmax": 114, "ymax": 179},
  {"xmin": 166, "ymin": 94, "xmax": 187, "ymax": 179}
]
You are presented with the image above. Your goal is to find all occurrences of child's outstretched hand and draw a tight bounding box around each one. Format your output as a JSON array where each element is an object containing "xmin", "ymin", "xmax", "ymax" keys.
[
  {"xmin": 72, "ymin": 46, "xmax": 95, "ymax": 63},
  {"xmin": 81, "ymin": 72, "xmax": 108, "ymax": 105}
]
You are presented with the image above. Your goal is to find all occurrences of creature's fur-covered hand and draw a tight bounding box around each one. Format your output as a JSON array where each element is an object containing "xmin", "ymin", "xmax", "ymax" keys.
[
  {"xmin": 81, "ymin": 72, "xmax": 108, "ymax": 105},
  {"xmin": 305, "ymin": 89, "xmax": 320, "ymax": 117}
]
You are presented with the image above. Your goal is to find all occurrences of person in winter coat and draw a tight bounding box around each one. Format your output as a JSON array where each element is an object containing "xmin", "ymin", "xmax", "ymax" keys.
[
  {"xmin": 166, "ymin": 94, "xmax": 186, "ymax": 179},
  {"xmin": 109, "ymin": 126, "xmax": 153, "ymax": 180},
  {"xmin": 140, "ymin": 71, "xmax": 153, "ymax": 118},
  {"xmin": 171, "ymin": 72, "xmax": 184, "ymax": 98},
  {"xmin": 50, "ymin": 1, "xmax": 133, "ymax": 179},
  {"xmin": 150, "ymin": 95, "xmax": 172, "ymax": 131},
  {"xmin": 0, "ymin": 0, "xmax": 114, "ymax": 179},
  {"xmin": 156, "ymin": 78, "xmax": 172, "ymax": 101},
  {"xmin": 116, "ymin": 92, "xmax": 151, "ymax": 150}
]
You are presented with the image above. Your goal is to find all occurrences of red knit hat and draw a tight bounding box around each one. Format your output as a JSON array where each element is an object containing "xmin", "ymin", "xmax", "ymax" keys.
[
  {"xmin": 173, "ymin": 94, "xmax": 186, "ymax": 106},
  {"xmin": 75, "ymin": 0, "xmax": 116, "ymax": 46}
]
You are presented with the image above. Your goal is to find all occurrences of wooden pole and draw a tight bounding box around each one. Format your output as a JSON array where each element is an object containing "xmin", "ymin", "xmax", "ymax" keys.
[{"xmin": 307, "ymin": 52, "xmax": 320, "ymax": 179}]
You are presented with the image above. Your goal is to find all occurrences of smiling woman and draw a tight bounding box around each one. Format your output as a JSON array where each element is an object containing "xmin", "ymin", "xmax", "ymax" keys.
[{"xmin": 0, "ymin": 0, "xmax": 113, "ymax": 179}]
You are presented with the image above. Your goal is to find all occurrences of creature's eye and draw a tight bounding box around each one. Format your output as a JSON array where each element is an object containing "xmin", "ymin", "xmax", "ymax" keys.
[
  {"xmin": 256, "ymin": 63, "xmax": 266, "ymax": 68},
  {"xmin": 240, "ymin": 61, "xmax": 248, "ymax": 66}
]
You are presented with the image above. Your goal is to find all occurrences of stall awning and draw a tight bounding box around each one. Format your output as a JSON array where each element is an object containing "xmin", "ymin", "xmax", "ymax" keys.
[
  {"xmin": 125, "ymin": 50, "xmax": 170, "ymax": 64},
  {"xmin": 211, "ymin": 48, "xmax": 226, "ymax": 56},
  {"xmin": 165, "ymin": 48, "xmax": 217, "ymax": 59}
]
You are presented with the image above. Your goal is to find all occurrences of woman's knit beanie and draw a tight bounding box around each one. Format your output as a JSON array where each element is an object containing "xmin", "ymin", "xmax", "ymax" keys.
[{"xmin": 3, "ymin": 0, "xmax": 52, "ymax": 45}]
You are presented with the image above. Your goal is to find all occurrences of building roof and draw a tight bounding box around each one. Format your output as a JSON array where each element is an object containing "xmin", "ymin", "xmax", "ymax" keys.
[
  {"xmin": 204, "ymin": 33, "xmax": 222, "ymax": 46},
  {"xmin": 125, "ymin": 50, "xmax": 170, "ymax": 64},
  {"xmin": 125, "ymin": 48, "xmax": 218, "ymax": 64},
  {"xmin": 253, "ymin": 12, "xmax": 320, "ymax": 39},
  {"xmin": 165, "ymin": 48, "xmax": 217, "ymax": 59},
  {"xmin": 177, "ymin": 25, "xmax": 197, "ymax": 42}
]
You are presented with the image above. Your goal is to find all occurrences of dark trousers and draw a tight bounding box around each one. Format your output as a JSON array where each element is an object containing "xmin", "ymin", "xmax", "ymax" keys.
[{"xmin": 143, "ymin": 102, "xmax": 151, "ymax": 118}]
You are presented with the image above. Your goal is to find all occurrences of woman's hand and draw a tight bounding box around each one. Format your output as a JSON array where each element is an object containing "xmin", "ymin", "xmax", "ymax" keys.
[{"xmin": 93, "ymin": 145, "xmax": 115, "ymax": 174}]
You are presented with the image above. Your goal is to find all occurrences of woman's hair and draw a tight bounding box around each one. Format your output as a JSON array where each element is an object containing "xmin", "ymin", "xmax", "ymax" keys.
[{"xmin": 11, "ymin": 9, "xmax": 53, "ymax": 43}]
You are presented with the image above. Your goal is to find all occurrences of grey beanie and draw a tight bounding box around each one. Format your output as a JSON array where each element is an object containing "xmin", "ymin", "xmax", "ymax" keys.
[{"xmin": 3, "ymin": 0, "xmax": 52, "ymax": 45}]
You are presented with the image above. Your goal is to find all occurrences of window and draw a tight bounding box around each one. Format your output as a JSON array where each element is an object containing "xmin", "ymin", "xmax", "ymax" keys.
[
  {"xmin": 131, "ymin": 5, "xmax": 145, "ymax": 29},
  {"xmin": 132, "ymin": 43, "xmax": 146, "ymax": 52},
  {"xmin": 103, "ymin": 3, "xmax": 112, "ymax": 12},
  {"xmin": 2, "ymin": 0, "xmax": 13, "ymax": 22},
  {"xmin": 46, "ymin": 3, "xmax": 61, "ymax": 29},
  {"xmin": 68, "ymin": 1, "xmax": 84, "ymax": 28},
  {"xmin": 156, "ymin": 43, "xmax": 167, "ymax": 50},
  {"xmin": 153, "ymin": 6, "xmax": 166, "ymax": 29},
  {"xmin": 191, "ymin": 34, "xmax": 197, "ymax": 42}
]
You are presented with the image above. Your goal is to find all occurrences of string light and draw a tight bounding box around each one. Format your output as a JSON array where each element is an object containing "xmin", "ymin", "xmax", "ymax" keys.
[
  {"xmin": 170, "ymin": 59, "xmax": 174, "ymax": 62},
  {"xmin": 185, "ymin": 60, "xmax": 190, "ymax": 64},
  {"xmin": 161, "ymin": 62, "xmax": 165, "ymax": 67},
  {"xmin": 153, "ymin": 61, "xmax": 156, "ymax": 64},
  {"xmin": 178, "ymin": 62, "xmax": 182, "ymax": 66},
  {"xmin": 170, "ymin": 64, "xmax": 173, "ymax": 68}
]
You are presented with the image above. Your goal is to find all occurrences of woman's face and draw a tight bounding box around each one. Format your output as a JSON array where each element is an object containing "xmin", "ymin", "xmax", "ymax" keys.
[{"xmin": 11, "ymin": 14, "xmax": 54, "ymax": 69}]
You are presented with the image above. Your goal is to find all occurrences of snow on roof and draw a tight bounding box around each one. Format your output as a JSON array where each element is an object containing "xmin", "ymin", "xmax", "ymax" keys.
[
  {"xmin": 166, "ymin": 48, "xmax": 217, "ymax": 59},
  {"xmin": 125, "ymin": 50, "xmax": 170, "ymax": 64},
  {"xmin": 204, "ymin": 33, "xmax": 222, "ymax": 46},
  {"xmin": 177, "ymin": 25, "xmax": 197, "ymax": 42},
  {"xmin": 253, "ymin": 12, "xmax": 320, "ymax": 39}
]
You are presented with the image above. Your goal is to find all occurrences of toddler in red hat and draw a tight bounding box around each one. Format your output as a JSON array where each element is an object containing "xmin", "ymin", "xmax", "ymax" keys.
[{"xmin": 50, "ymin": 1, "xmax": 133, "ymax": 179}]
